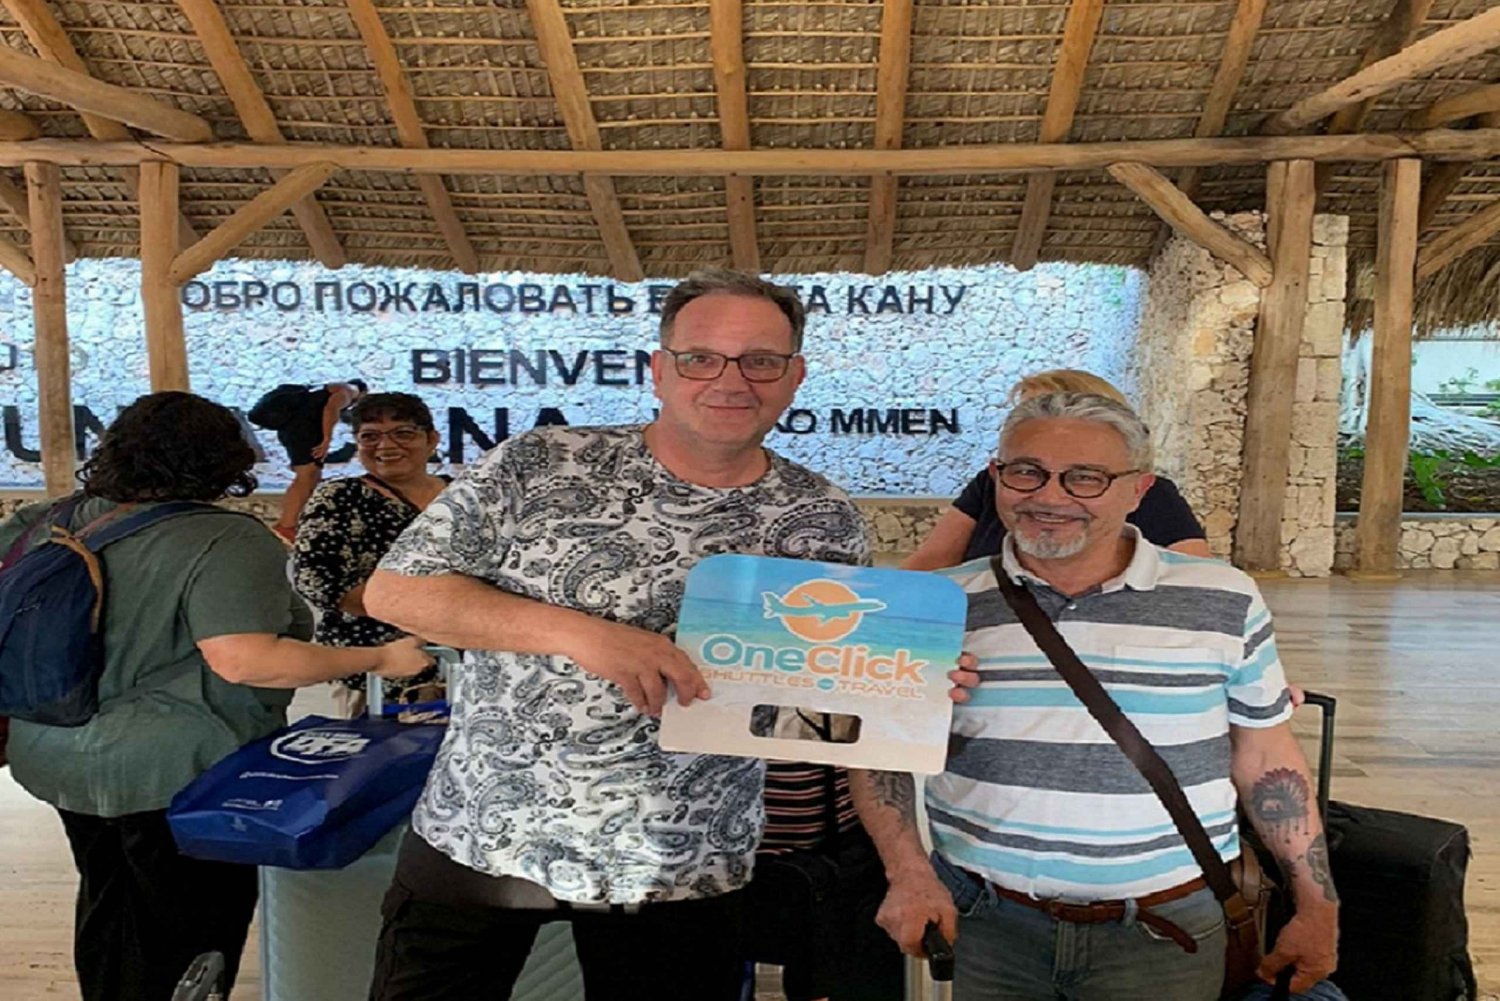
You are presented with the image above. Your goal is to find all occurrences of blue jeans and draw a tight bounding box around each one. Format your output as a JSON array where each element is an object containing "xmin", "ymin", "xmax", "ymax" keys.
[
  {"xmin": 1234, "ymin": 982, "xmax": 1348, "ymax": 1001},
  {"xmin": 932, "ymin": 853, "xmax": 1226, "ymax": 1001}
]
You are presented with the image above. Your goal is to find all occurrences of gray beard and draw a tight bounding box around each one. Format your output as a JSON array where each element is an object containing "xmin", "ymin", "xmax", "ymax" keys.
[{"xmin": 1012, "ymin": 528, "xmax": 1090, "ymax": 560}]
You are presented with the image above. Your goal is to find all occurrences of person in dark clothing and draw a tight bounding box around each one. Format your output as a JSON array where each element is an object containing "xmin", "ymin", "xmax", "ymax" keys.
[
  {"xmin": 250, "ymin": 379, "xmax": 367, "ymax": 542},
  {"xmin": 903, "ymin": 369, "xmax": 1211, "ymax": 570}
]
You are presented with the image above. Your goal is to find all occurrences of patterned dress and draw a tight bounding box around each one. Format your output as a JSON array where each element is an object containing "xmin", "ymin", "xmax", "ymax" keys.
[
  {"xmin": 378, "ymin": 425, "xmax": 870, "ymax": 904},
  {"xmin": 291, "ymin": 476, "xmax": 448, "ymax": 695}
]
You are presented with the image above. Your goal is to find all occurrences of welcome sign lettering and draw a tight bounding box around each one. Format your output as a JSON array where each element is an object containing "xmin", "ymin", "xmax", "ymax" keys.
[{"xmin": 660, "ymin": 555, "xmax": 966, "ymax": 773}]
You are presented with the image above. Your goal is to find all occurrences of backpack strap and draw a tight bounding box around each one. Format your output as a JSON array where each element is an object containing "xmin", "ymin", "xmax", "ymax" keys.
[
  {"xmin": 78, "ymin": 502, "xmax": 237, "ymax": 552},
  {"xmin": 1, "ymin": 494, "xmax": 84, "ymax": 570}
]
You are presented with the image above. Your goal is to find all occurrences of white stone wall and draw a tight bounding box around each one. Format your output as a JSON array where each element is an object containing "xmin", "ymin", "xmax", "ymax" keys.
[
  {"xmin": 1334, "ymin": 514, "xmax": 1500, "ymax": 570},
  {"xmin": 1129, "ymin": 212, "xmax": 1347, "ymax": 576}
]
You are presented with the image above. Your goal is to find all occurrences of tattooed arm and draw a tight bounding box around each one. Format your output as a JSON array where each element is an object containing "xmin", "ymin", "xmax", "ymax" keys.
[
  {"xmin": 1230, "ymin": 722, "xmax": 1339, "ymax": 992},
  {"xmin": 849, "ymin": 769, "xmax": 957, "ymax": 955}
]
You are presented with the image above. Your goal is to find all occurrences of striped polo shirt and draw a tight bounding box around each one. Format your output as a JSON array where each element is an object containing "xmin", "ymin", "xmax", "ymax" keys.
[{"xmin": 927, "ymin": 528, "xmax": 1292, "ymax": 901}]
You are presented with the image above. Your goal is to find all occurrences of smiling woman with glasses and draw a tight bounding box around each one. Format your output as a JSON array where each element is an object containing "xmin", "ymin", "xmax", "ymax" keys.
[{"xmin": 291, "ymin": 392, "xmax": 450, "ymax": 715}]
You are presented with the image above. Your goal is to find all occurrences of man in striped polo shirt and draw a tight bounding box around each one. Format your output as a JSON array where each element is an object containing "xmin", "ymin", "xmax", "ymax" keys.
[{"xmin": 851, "ymin": 392, "xmax": 1339, "ymax": 999}]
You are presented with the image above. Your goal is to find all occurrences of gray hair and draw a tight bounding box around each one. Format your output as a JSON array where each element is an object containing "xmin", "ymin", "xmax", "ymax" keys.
[
  {"xmin": 999, "ymin": 392, "xmax": 1154, "ymax": 471},
  {"xmin": 659, "ymin": 268, "xmax": 807, "ymax": 352}
]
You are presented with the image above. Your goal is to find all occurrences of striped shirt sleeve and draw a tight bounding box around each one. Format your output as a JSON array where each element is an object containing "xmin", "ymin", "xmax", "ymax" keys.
[{"xmin": 1225, "ymin": 589, "xmax": 1293, "ymax": 728}]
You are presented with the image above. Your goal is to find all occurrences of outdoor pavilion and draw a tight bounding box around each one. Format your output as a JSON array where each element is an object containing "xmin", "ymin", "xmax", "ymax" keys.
[{"xmin": 1, "ymin": 3, "xmax": 1500, "ymax": 996}]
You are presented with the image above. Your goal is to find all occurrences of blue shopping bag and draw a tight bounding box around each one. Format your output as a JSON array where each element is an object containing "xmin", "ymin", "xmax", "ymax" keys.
[{"xmin": 168, "ymin": 715, "xmax": 445, "ymax": 870}]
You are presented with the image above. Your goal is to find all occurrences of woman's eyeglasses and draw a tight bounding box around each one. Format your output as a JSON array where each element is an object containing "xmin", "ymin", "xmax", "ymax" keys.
[{"xmin": 355, "ymin": 426, "xmax": 426, "ymax": 448}]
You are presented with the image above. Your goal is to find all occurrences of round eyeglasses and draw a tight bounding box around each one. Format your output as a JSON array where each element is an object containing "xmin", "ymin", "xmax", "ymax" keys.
[
  {"xmin": 665, "ymin": 349, "xmax": 795, "ymax": 383},
  {"xmin": 992, "ymin": 460, "xmax": 1141, "ymax": 500}
]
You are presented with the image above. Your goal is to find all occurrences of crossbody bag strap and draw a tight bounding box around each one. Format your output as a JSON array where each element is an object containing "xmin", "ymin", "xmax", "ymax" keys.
[
  {"xmin": 795, "ymin": 709, "xmax": 844, "ymax": 849},
  {"xmin": 989, "ymin": 557, "xmax": 1241, "ymax": 906},
  {"xmin": 362, "ymin": 474, "xmax": 419, "ymax": 512}
]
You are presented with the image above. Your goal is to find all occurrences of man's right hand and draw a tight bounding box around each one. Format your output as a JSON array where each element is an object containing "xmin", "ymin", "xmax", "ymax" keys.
[
  {"xmin": 877, "ymin": 867, "xmax": 958, "ymax": 958},
  {"xmin": 565, "ymin": 619, "xmax": 710, "ymax": 716}
]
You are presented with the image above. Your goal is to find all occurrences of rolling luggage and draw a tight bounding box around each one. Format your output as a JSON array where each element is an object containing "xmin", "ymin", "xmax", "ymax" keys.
[{"xmin": 1271, "ymin": 694, "xmax": 1477, "ymax": 1001}]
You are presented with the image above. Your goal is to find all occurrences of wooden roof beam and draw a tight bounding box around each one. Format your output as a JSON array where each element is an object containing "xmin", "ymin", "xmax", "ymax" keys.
[
  {"xmin": 0, "ymin": 107, "xmax": 39, "ymax": 141},
  {"xmin": 1, "ymin": 0, "xmax": 199, "ymax": 247},
  {"xmin": 1265, "ymin": 5, "xmax": 1500, "ymax": 135},
  {"xmin": 863, "ymin": 0, "xmax": 914, "ymax": 276},
  {"xmin": 1316, "ymin": 0, "xmax": 1436, "ymax": 191},
  {"xmin": 0, "ymin": 230, "xmax": 33, "ymax": 284},
  {"xmin": 1011, "ymin": 0, "xmax": 1105, "ymax": 271},
  {"xmin": 0, "ymin": 46, "xmax": 213, "ymax": 142},
  {"xmin": 1410, "ymin": 84, "xmax": 1500, "ymax": 129},
  {"xmin": 1415, "ymin": 195, "xmax": 1500, "ymax": 281},
  {"xmin": 0, "ymin": 172, "xmax": 76, "ymax": 261},
  {"xmin": 170, "ymin": 161, "xmax": 339, "ymax": 284},
  {"xmin": 1416, "ymin": 111, "xmax": 1500, "ymax": 235},
  {"xmin": 10, "ymin": 130, "xmax": 1500, "ymax": 174},
  {"xmin": 1109, "ymin": 161, "xmax": 1271, "ymax": 286},
  {"xmin": 524, "ymin": 0, "xmax": 643, "ymax": 281},
  {"xmin": 1154, "ymin": 0, "xmax": 1267, "ymax": 257},
  {"xmin": 710, "ymin": 0, "xmax": 759, "ymax": 272},
  {"xmin": 175, "ymin": 0, "xmax": 346, "ymax": 269},
  {"xmin": 345, "ymin": 0, "xmax": 477, "ymax": 274}
]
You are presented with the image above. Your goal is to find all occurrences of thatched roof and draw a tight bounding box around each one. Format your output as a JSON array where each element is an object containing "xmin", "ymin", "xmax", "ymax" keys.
[{"xmin": 2, "ymin": 0, "xmax": 1500, "ymax": 328}]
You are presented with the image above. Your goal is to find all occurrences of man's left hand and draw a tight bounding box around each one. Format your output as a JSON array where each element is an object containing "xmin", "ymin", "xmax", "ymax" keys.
[
  {"xmin": 311, "ymin": 439, "xmax": 331, "ymax": 460},
  {"xmin": 1258, "ymin": 906, "xmax": 1338, "ymax": 994}
]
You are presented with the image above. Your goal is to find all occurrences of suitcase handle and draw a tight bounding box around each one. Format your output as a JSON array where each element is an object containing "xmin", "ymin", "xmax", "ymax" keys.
[{"xmin": 1298, "ymin": 691, "xmax": 1335, "ymax": 817}]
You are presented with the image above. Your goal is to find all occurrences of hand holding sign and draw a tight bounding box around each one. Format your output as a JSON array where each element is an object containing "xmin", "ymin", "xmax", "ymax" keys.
[{"xmin": 660, "ymin": 555, "xmax": 966, "ymax": 773}]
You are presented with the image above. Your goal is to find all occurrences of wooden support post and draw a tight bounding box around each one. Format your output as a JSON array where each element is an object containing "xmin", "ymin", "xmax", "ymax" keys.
[
  {"xmin": 1352, "ymin": 160, "xmax": 1421, "ymax": 579},
  {"xmin": 1233, "ymin": 160, "xmax": 1316, "ymax": 573},
  {"xmin": 139, "ymin": 161, "xmax": 189, "ymax": 392},
  {"xmin": 25, "ymin": 161, "xmax": 73, "ymax": 496}
]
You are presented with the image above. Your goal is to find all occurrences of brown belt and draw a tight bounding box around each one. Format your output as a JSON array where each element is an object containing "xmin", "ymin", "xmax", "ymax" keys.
[{"xmin": 986, "ymin": 875, "xmax": 1208, "ymax": 954}]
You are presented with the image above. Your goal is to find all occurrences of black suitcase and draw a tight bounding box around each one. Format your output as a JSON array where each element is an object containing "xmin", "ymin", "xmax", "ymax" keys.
[{"xmin": 1278, "ymin": 694, "xmax": 1478, "ymax": 1001}]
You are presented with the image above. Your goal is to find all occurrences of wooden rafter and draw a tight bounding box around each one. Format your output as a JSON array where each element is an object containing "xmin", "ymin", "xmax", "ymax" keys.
[
  {"xmin": 0, "ymin": 172, "xmax": 75, "ymax": 260},
  {"xmin": 0, "ymin": 230, "xmax": 33, "ymax": 284},
  {"xmin": 1109, "ymin": 162, "xmax": 1271, "ymax": 286},
  {"xmin": 1011, "ymin": 0, "xmax": 1105, "ymax": 271},
  {"xmin": 1265, "ymin": 6, "xmax": 1500, "ymax": 135},
  {"xmin": 175, "ymin": 0, "xmax": 346, "ymax": 270},
  {"xmin": 0, "ymin": 106, "xmax": 38, "ymax": 141},
  {"xmin": 1411, "ymin": 85, "xmax": 1500, "ymax": 130},
  {"xmin": 1416, "ymin": 110, "xmax": 1500, "ymax": 235},
  {"xmin": 709, "ymin": 0, "xmax": 759, "ymax": 272},
  {"xmin": 524, "ymin": 0, "xmax": 643, "ymax": 281},
  {"xmin": 0, "ymin": 46, "xmax": 212, "ymax": 142},
  {"xmin": 1154, "ymin": 0, "xmax": 1267, "ymax": 257},
  {"xmin": 1, "ymin": 0, "xmax": 199, "ymax": 247},
  {"xmin": 863, "ymin": 0, "xmax": 914, "ymax": 276},
  {"xmin": 171, "ymin": 162, "xmax": 339, "ymax": 283},
  {"xmin": 1415, "ymin": 195, "xmax": 1500, "ymax": 281},
  {"xmin": 344, "ymin": 0, "xmax": 478, "ymax": 274},
  {"xmin": 1315, "ymin": 0, "xmax": 1436, "ymax": 191},
  {"xmin": 7, "ymin": 129, "xmax": 1500, "ymax": 174}
]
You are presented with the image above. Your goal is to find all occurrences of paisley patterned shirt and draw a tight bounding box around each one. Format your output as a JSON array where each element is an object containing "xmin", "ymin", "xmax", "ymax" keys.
[{"xmin": 378, "ymin": 425, "xmax": 870, "ymax": 903}]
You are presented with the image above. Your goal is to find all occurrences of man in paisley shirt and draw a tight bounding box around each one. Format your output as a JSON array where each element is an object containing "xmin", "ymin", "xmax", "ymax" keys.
[{"xmin": 363, "ymin": 269, "xmax": 870, "ymax": 1001}]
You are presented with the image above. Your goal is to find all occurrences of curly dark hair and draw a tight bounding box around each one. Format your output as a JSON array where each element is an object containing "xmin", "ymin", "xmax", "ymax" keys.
[
  {"xmin": 346, "ymin": 392, "xmax": 435, "ymax": 431},
  {"xmin": 81, "ymin": 392, "xmax": 258, "ymax": 502}
]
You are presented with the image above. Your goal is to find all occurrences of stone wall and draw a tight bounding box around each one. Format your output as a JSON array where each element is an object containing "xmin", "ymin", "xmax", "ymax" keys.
[
  {"xmin": 1129, "ymin": 212, "xmax": 1347, "ymax": 577},
  {"xmin": 1334, "ymin": 514, "xmax": 1500, "ymax": 570}
]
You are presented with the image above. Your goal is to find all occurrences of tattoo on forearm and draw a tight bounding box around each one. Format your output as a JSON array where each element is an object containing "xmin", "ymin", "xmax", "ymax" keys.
[
  {"xmin": 1304, "ymin": 832, "xmax": 1339, "ymax": 904},
  {"xmin": 1250, "ymin": 767, "xmax": 1311, "ymax": 842},
  {"xmin": 870, "ymin": 771, "xmax": 917, "ymax": 824}
]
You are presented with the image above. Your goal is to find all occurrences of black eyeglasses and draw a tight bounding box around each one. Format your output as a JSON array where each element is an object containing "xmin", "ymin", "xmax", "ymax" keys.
[
  {"xmin": 991, "ymin": 460, "xmax": 1141, "ymax": 499},
  {"xmin": 665, "ymin": 349, "xmax": 796, "ymax": 383},
  {"xmin": 355, "ymin": 425, "xmax": 426, "ymax": 447}
]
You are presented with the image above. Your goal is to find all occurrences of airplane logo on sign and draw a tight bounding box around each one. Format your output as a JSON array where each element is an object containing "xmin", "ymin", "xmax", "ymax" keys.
[{"xmin": 762, "ymin": 580, "xmax": 887, "ymax": 643}]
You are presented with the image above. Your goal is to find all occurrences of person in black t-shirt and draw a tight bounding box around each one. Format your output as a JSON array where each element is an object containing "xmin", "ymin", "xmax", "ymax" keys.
[
  {"xmin": 248, "ymin": 379, "xmax": 367, "ymax": 542},
  {"xmin": 904, "ymin": 369, "xmax": 1212, "ymax": 570}
]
